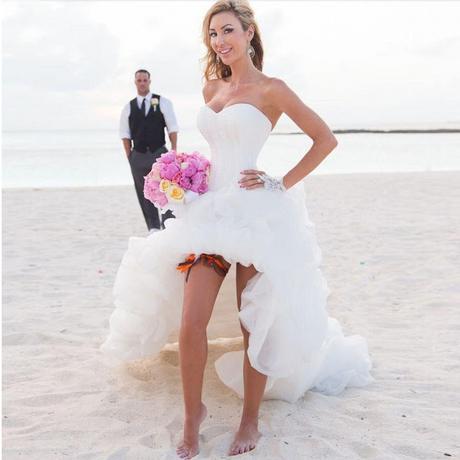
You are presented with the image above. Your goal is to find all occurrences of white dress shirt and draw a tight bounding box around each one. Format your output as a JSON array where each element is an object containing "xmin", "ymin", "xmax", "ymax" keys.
[{"xmin": 119, "ymin": 92, "xmax": 179, "ymax": 139}]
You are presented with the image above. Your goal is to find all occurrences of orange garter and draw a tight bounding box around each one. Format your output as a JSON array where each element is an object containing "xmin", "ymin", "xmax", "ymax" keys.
[{"xmin": 176, "ymin": 253, "xmax": 230, "ymax": 282}]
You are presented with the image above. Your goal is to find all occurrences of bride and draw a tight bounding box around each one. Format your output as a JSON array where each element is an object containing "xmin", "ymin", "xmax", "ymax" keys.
[{"xmin": 101, "ymin": 0, "xmax": 374, "ymax": 458}]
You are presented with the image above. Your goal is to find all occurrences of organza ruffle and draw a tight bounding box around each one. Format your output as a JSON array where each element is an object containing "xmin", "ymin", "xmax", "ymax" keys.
[{"xmin": 100, "ymin": 182, "xmax": 374, "ymax": 402}]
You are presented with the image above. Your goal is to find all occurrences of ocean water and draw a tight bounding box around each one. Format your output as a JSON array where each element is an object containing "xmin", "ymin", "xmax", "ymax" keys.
[{"xmin": 2, "ymin": 129, "xmax": 459, "ymax": 188}]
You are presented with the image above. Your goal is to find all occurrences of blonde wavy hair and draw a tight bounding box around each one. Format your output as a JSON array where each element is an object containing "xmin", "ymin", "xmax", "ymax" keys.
[{"xmin": 200, "ymin": 0, "xmax": 264, "ymax": 81}]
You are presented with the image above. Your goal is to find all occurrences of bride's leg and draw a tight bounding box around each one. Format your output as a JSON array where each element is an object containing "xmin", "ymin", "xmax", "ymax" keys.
[
  {"xmin": 228, "ymin": 263, "xmax": 267, "ymax": 456},
  {"xmin": 176, "ymin": 255, "xmax": 230, "ymax": 460}
]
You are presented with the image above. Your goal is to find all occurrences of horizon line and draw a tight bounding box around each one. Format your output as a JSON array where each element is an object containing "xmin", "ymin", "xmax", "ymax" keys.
[{"xmin": 3, "ymin": 127, "xmax": 460, "ymax": 135}]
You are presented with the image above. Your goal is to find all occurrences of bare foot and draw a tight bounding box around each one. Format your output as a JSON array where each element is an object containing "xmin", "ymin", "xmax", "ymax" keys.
[
  {"xmin": 228, "ymin": 420, "xmax": 262, "ymax": 456},
  {"xmin": 176, "ymin": 402, "xmax": 207, "ymax": 459}
]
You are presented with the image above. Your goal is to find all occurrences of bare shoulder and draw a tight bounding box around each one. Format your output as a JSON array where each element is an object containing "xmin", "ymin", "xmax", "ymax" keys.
[
  {"xmin": 202, "ymin": 78, "xmax": 222, "ymax": 103},
  {"xmin": 263, "ymin": 77, "xmax": 292, "ymax": 104},
  {"xmin": 259, "ymin": 76, "xmax": 296, "ymax": 115},
  {"xmin": 264, "ymin": 76, "xmax": 310, "ymax": 114}
]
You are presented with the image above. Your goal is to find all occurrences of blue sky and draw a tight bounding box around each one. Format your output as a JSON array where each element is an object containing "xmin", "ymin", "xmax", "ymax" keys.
[{"xmin": 2, "ymin": 1, "xmax": 460, "ymax": 131}]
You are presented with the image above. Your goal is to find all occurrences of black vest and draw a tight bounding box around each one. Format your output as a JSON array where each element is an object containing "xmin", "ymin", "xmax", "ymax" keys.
[{"xmin": 128, "ymin": 93, "xmax": 166, "ymax": 153}]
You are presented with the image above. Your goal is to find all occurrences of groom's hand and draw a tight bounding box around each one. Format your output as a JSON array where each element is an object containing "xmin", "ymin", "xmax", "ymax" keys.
[{"xmin": 122, "ymin": 138, "xmax": 132, "ymax": 159}]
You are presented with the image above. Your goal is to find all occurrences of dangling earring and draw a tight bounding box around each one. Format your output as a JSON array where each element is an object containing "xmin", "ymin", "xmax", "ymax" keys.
[{"xmin": 247, "ymin": 44, "xmax": 255, "ymax": 59}]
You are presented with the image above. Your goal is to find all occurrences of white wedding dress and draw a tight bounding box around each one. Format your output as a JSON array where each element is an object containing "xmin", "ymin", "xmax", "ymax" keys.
[{"xmin": 100, "ymin": 103, "xmax": 375, "ymax": 403}]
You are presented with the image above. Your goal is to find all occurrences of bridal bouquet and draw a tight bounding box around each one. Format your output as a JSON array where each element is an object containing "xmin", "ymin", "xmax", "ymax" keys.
[{"xmin": 143, "ymin": 150, "xmax": 210, "ymax": 210}]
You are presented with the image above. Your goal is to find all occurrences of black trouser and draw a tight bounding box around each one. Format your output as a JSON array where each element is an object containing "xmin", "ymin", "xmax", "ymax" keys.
[{"xmin": 128, "ymin": 145, "xmax": 175, "ymax": 230}]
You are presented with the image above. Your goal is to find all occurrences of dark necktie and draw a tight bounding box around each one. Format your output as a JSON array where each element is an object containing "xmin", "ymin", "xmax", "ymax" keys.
[{"xmin": 140, "ymin": 98, "xmax": 146, "ymax": 116}]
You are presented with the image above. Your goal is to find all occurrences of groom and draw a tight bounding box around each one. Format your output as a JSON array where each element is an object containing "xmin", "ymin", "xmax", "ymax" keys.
[{"xmin": 119, "ymin": 69, "xmax": 179, "ymax": 233}]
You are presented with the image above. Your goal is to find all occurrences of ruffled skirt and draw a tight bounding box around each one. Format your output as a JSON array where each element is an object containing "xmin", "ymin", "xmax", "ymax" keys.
[{"xmin": 100, "ymin": 182, "xmax": 374, "ymax": 402}]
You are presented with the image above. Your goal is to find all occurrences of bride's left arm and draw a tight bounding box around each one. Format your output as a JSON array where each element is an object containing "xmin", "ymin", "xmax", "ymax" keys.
[{"xmin": 269, "ymin": 78, "xmax": 338, "ymax": 189}]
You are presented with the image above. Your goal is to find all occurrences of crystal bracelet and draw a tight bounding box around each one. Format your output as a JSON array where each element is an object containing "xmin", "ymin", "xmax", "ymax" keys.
[{"xmin": 257, "ymin": 173, "xmax": 287, "ymax": 192}]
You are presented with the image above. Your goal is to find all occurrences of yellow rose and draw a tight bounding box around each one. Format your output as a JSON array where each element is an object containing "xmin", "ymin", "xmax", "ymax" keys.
[
  {"xmin": 160, "ymin": 179, "xmax": 171, "ymax": 192},
  {"xmin": 168, "ymin": 185, "xmax": 185, "ymax": 203}
]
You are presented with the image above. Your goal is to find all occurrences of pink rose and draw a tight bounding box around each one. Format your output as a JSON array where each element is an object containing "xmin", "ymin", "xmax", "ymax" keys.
[
  {"xmin": 190, "ymin": 172, "xmax": 205, "ymax": 193},
  {"xmin": 146, "ymin": 190, "xmax": 168, "ymax": 207},
  {"xmin": 156, "ymin": 192, "xmax": 168, "ymax": 207},
  {"xmin": 172, "ymin": 172, "xmax": 182, "ymax": 184},
  {"xmin": 148, "ymin": 163, "xmax": 162, "ymax": 181},
  {"xmin": 144, "ymin": 179, "xmax": 163, "ymax": 204},
  {"xmin": 163, "ymin": 163, "xmax": 180, "ymax": 181},
  {"xmin": 179, "ymin": 176, "xmax": 192, "ymax": 190},
  {"xmin": 197, "ymin": 158, "xmax": 210, "ymax": 171},
  {"xmin": 198, "ymin": 172, "xmax": 208, "ymax": 193},
  {"xmin": 183, "ymin": 164, "xmax": 197, "ymax": 177},
  {"xmin": 197, "ymin": 177, "xmax": 208, "ymax": 194},
  {"xmin": 160, "ymin": 151, "xmax": 176, "ymax": 164}
]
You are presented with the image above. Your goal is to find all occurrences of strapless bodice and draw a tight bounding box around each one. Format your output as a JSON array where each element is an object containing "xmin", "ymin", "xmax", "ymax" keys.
[{"xmin": 197, "ymin": 103, "xmax": 272, "ymax": 191}]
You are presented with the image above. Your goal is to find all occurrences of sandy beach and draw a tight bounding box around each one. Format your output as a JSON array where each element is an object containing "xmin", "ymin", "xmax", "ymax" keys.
[{"xmin": 3, "ymin": 171, "xmax": 459, "ymax": 459}]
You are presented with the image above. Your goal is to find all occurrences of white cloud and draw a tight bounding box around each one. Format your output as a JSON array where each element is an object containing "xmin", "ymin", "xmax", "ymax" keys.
[
  {"xmin": 2, "ymin": 1, "xmax": 459, "ymax": 131},
  {"xmin": 3, "ymin": 3, "xmax": 119, "ymax": 91}
]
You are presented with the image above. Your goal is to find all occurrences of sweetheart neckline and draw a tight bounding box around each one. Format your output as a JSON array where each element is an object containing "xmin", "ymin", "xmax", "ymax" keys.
[{"xmin": 203, "ymin": 103, "xmax": 274, "ymax": 132}]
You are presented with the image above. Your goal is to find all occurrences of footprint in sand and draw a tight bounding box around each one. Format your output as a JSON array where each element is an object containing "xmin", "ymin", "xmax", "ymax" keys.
[
  {"xmin": 200, "ymin": 424, "xmax": 230, "ymax": 442},
  {"xmin": 139, "ymin": 428, "xmax": 171, "ymax": 450},
  {"xmin": 352, "ymin": 442, "xmax": 379, "ymax": 458}
]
